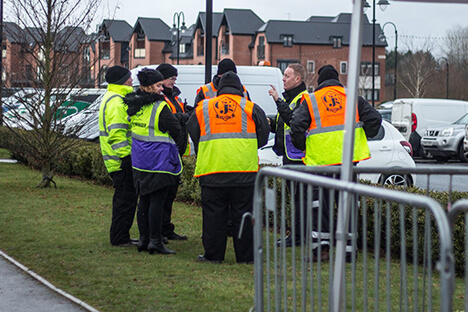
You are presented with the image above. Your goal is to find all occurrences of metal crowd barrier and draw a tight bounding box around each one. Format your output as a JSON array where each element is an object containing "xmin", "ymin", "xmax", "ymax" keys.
[{"xmin": 252, "ymin": 166, "xmax": 454, "ymax": 312}]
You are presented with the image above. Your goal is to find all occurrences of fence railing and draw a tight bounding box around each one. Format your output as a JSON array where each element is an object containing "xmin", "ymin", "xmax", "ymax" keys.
[{"xmin": 252, "ymin": 166, "xmax": 455, "ymax": 312}]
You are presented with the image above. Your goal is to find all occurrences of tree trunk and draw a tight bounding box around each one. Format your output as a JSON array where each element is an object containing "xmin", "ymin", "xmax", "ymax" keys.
[{"xmin": 36, "ymin": 160, "xmax": 55, "ymax": 188}]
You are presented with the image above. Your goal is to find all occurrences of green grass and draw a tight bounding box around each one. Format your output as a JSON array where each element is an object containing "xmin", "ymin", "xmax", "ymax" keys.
[
  {"xmin": 0, "ymin": 162, "xmax": 466, "ymax": 311},
  {"xmin": 0, "ymin": 163, "xmax": 255, "ymax": 312},
  {"xmin": 0, "ymin": 147, "xmax": 11, "ymax": 158}
]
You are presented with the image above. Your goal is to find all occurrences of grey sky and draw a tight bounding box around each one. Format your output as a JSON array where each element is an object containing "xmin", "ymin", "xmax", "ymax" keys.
[{"xmin": 100, "ymin": 0, "xmax": 468, "ymax": 54}]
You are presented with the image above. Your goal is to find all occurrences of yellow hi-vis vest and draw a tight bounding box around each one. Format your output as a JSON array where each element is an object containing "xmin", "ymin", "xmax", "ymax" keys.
[
  {"xmin": 278, "ymin": 90, "xmax": 308, "ymax": 161},
  {"xmin": 98, "ymin": 84, "xmax": 134, "ymax": 173},
  {"xmin": 194, "ymin": 95, "xmax": 259, "ymax": 177},
  {"xmin": 302, "ymin": 86, "xmax": 370, "ymax": 166}
]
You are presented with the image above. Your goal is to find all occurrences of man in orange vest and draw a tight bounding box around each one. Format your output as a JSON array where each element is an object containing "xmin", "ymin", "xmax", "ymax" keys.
[
  {"xmin": 155, "ymin": 63, "xmax": 191, "ymax": 242},
  {"xmin": 187, "ymin": 71, "xmax": 269, "ymax": 264},
  {"xmin": 290, "ymin": 64, "xmax": 381, "ymax": 261},
  {"xmin": 194, "ymin": 58, "xmax": 250, "ymax": 105}
]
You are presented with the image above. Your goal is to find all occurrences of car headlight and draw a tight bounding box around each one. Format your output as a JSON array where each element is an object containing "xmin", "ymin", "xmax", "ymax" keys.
[{"xmin": 440, "ymin": 127, "xmax": 454, "ymax": 137}]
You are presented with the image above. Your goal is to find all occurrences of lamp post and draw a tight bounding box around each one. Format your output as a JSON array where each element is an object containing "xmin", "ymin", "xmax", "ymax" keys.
[
  {"xmin": 96, "ymin": 31, "xmax": 105, "ymax": 88},
  {"xmin": 438, "ymin": 57, "xmax": 449, "ymax": 99},
  {"xmin": 0, "ymin": 0, "xmax": 3, "ymax": 126},
  {"xmin": 381, "ymin": 21, "xmax": 398, "ymax": 100},
  {"xmin": 365, "ymin": 0, "xmax": 390, "ymax": 107},
  {"xmin": 172, "ymin": 12, "xmax": 187, "ymax": 65}
]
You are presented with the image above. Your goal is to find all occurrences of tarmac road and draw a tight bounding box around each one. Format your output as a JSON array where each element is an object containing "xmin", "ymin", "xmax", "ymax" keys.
[{"xmin": 0, "ymin": 251, "xmax": 95, "ymax": 312}]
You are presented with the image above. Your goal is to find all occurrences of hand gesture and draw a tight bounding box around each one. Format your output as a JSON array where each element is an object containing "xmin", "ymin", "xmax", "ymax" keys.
[{"xmin": 268, "ymin": 84, "xmax": 279, "ymax": 102}]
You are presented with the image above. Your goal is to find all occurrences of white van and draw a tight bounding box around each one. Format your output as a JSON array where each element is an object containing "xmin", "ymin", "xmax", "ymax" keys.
[
  {"xmin": 391, "ymin": 98, "xmax": 468, "ymax": 157},
  {"xmin": 67, "ymin": 65, "xmax": 284, "ymax": 141},
  {"xmin": 130, "ymin": 65, "xmax": 284, "ymax": 116}
]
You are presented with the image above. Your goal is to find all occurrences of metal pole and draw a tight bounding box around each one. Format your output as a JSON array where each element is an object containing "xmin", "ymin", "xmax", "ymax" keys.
[
  {"xmin": 333, "ymin": 0, "xmax": 364, "ymax": 311},
  {"xmin": 446, "ymin": 61, "xmax": 449, "ymax": 99},
  {"xmin": 372, "ymin": 0, "xmax": 375, "ymax": 107},
  {"xmin": 205, "ymin": 0, "xmax": 213, "ymax": 84},
  {"xmin": 176, "ymin": 23, "xmax": 180, "ymax": 65},
  {"xmin": 394, "ymin": 27, "xmax": 397, "ymax": 100},
  {"xmin": 97, "ymin": 39, "xmax": 101, "ymax": 88}
]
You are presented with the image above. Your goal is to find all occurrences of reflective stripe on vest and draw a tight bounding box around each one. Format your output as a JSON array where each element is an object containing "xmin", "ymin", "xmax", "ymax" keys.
[
  {"xmin": 282, "ymin": 90, "xmax": 308, "ymax": 160},
  {"xmin": 130, "ymin": 100, "xmax": 182, "ymax": 175},
  {"xmin": 164, "ymin": 95, "xmax": 185, "ymax": 113},
  {"xmin": 100, "ymin": 94, "xmax": 122, "ymax": 137},
  {"xmin": 303, "ymin": 87, "xmax": 370, "ymax": 166},
  {"xmin": 194, "ymin": 95, "xmax": 258, "ymax": 177}
]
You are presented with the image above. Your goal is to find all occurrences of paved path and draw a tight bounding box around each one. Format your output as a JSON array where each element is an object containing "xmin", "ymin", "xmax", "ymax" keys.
[{"xmin": 0, "ymin": 251, "xmax": 97, "ymax": 312}]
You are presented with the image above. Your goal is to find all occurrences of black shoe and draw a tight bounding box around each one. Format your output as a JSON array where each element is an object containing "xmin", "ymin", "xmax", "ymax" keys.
[
  {"xmin": 137, "ymin": 238, "xmax": 149, "ymax": 252},
  {"xmin": 148, "ymin": 238, "xmax": 176, "ymax": 255},
  {"xmin": 166, "ymin": 232, "xmax": 187, "ymax": 241},
  {"xmin": 113, "ymin": 241, "xmax": 137, "ymax": 247},
  {"xmin": 163, "ymin": 236, "xmax": 169, "ymax": 244},
  {"xmin": 197, "ymin": 255, "xmax": 222, "ymax": 264},
  {"xmin": 276, "ymin": 235, "xmax": 300, "ymax": 247}
]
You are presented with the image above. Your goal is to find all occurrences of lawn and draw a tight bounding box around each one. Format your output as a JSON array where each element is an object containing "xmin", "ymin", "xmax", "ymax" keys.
[
  {"xmin": 0, "ymin": 158, "xmax": 466, "ymax": 311},
  {"xmin": 0, "ymin": 162, "xmax": 255, "ymax": 312}
]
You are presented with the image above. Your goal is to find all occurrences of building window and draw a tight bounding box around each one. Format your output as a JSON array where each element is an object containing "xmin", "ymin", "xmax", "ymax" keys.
[
  {"xmin": 100, "ymin": 41, "xmax": 110, "ymax": 59},
  {"xmin": 281, "ymin": 35, "xmax": 293, "ymax": 47},
  {"xmin": 257, "ymin": 36, "xmax": 265, "ymax": 60},
  {"xmin": 277, "ymin": 59, "xmax": 298, "ymax": 73},
  {"xmin": 2, "ymin": 45, "xmax": 6, "ymax": 58},
  {"xmin": 83, "ymin": 46, "xmax": 90, "ymax": 63},
  {"xmin": 340, "ymin": 61, "xmax": 348, "ymax": 75},
  {"xmin": 307, "ymin": 60, "xmax": 315, "ymax": 73},
  {"xmin": 360, "ymin": 61, "xmax": 380, "ymax": 76},
  {"xmin": 362, "ymin": 89, "xmax": 380, "ymax": 102},
  {"xmin": 331, "ymin": 36, "xmax": 342, "ymax": 49},
  {"xmin": 179, "ymin": 43, "xmax": 186, "ymax": 54},
  {"xmin": 198, "ymin": 36, "xmax": 204, "ymax": 56}
]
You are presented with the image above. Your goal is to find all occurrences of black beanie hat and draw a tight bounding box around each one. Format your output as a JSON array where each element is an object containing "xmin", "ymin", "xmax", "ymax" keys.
[
  {"xmin": 137, "ymin": 68, "xmax": 164, "ymax": 87},
  {"xmin": 217, "ymin": 58, "xmax": 237, "ymax": 75},
  {"xmin": 317, "ymin": 65, "xmax": 339, "ymax": 85},
  {"xmin": 105, "ymin": 65, "xmax": 131, "ymax": 85},
  {"xmin": 156, "ymin": 63, "xmax": 178, "ymax": 79},
  {"xmin": 217, "ymin": 71, "xmax": 242, "ymax": 92}
]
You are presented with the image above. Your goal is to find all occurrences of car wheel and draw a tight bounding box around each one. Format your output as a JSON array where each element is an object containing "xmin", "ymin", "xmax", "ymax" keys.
[
  {"xmin": 380, "ymin": 174, "xmax": 413, "ymax": 187},
  {"xmin": 458, "ymin": 141, "xmax": 468, "ymax": 163}
]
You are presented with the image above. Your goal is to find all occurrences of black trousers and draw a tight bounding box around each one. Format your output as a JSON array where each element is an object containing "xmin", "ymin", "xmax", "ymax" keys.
[
  {"xmin": 109, "ymin": 167, "xmax": 138, "ymax": 245},
  {"xmin": 201, "ymin": 186, "xmax": 254, "ymax": 263},
  {"xmin": 137, "ymin": 187, "xmax": 170, "ymax": 240},
  {"xmin": 162, "ymin": 183, "xmax": 178, "ymax": 236}
]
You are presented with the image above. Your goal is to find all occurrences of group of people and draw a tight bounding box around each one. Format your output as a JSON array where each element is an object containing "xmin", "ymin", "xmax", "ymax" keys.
[{"xmin": 98, "ymin": 58, "xmax": 381, "ymax": 264}]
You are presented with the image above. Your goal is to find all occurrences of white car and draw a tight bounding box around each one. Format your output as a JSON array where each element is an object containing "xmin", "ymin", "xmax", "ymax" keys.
[{"xmin": 258, "ymin": 120, "xmax": 416, "ymax": 186}]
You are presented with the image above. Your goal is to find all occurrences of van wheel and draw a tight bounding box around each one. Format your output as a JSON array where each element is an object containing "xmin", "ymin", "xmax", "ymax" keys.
[{"xmin": 458, "ymin": 142, "xmax": 468, "ymax": 163}]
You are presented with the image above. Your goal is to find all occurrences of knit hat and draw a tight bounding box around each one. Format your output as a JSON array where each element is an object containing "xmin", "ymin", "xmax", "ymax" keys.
[
  {"xmin": 156, "ymin": 63, "xmax": 178, "ymax": 79},
  {"xmin": 137, "ymin": 68, "xmax": 164, "ymax": 87},
  {"xmin": 317, "ymin": 65, "xmax": 339, "ymax": 85},
  {"xmin": 105, "ymin": 65, "xmax": 131, "ymax": 85},
  {"xmin": 217, "ymin": 71, "xmax": 242, "ymax": 92},
  {"xmin": 217, "ymin": 58, "xmax": 237, "ymax": 75}
]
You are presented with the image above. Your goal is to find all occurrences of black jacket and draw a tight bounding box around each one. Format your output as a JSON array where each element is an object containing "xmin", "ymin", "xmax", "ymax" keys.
[
  {"xmin": 290, "ymin": 79, "xmax": 382, "ymax": 152},
  {"xmin": 187, "ymin": 73, "xmax": 270, "ymax": 187},
  {"xmin": 124, "ymin": 90, "xmax": 183, "ymax": 195},
  {"xmin": 269, "ymin": 82, "xmax": 307, "ymax": 165}
]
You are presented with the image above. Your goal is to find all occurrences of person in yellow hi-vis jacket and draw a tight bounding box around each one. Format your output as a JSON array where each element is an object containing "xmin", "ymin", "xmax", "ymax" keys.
[
  {"xmin": 98, "ymin": 65, "xmax": 138, "ymax": 247},
  {"xmin": 290, "ymin": 64, "xmax": 381, "ymax": 262},
  {"xmin": 187, "ymin": 71, "xmax": 269, "ymax": 264},
  {"xmin": 124, "ymin": 68, "xmax": 186, "ymax": 255}
]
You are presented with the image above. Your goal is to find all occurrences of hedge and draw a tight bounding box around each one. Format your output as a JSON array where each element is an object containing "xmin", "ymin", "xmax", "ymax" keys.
[{"xmin": 0, "ymin": 126, "xmax": 466, "ymax": 275}]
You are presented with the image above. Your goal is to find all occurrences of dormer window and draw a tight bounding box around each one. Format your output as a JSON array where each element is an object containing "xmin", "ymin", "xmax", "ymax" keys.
[
  {"xmin": 281, "ymin": 35, "xmax": 293, "ymax": 47},
  {"xmin": 331, "ymin": 36, "xmax": 342, "ymax": 49},
  {"xmin": 137, "ymin": 27, "xmax": 145, "ymax": 39}
]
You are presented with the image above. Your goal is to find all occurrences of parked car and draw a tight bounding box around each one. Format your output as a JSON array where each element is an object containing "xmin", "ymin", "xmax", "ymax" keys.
[
  {"xmin": 377, "ymin": 108, "xmax": 392, "ymax": 123},
  {"xmin": 258, "ymin": 120, "xmax": 416, "ymax": 186},
  {"xmin": 391, "ymin": 98, "xmax": 468, "ymax": 158},
  {"xmin": 421, "ymin": 112, "xmax": 468, "ymax": 162}
]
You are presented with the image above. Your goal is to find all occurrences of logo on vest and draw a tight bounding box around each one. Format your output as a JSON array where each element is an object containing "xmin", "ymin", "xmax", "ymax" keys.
[
  {"xmin": 214, "ymin": 98, "xmax": 236, "ymax": 121},
  {"xmin": 322, "ymin": 91, "xmax": 343, "ymax": 113}
]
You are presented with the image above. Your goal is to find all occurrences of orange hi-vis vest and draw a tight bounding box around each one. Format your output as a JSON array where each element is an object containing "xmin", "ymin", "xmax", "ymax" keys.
[
  {"xmin": 302, "ymin": 86, "xmax": 370, "ymax": 166},
  {"xmin": 194, "ymin": 95, "xmax": 259, "ymax": 177},
  {"xmin": 163, "ymin": 95, "xmax": 185, "ymax": 113},
  {"xmin": 198, "ymin": 82, "xmax": 249, "ymax": 100}
]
